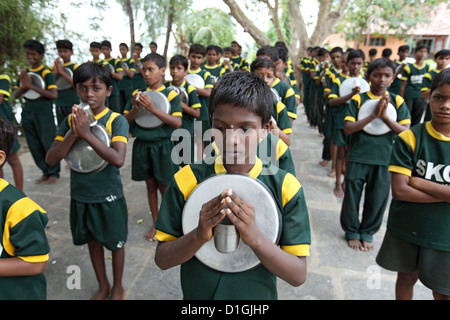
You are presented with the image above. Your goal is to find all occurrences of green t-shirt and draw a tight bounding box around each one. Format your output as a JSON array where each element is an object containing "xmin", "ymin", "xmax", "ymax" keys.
[
  {"xmin": 55, "ymin": 108, "xmax": 129, "ymax": 203},
  {"xmin": 132, "ymin": 57, "xmax": 147, "ymax": 90},
  {"xmin": 387, "ymin": 60, "xmax": 403, "ymax": 95},
  {"xmin": 401, "ymin": 63, "xmax": 433, "ymax": 98},
  {"xmin": 0, "ymin": 74, "xmax": 14, "ymax": 122},
  {"xmin": 202, "ymin": 64, "xmax": 226, "ymax": 84},
  {"xmin": 0, "ymin": 179, "xmax": 49, "ymax": 300},
  {"xmin": 118, "ymin": 58, "xmax": 136, "ymax": 91},
  {"xmin": 271, "ymin": 78, "xmax": 297, "ymax": 120},
  {"xmin": 51, "ymin": 61, "xmax": 80, "ymax": 107},
  {"xmin": 155, "ymin": 156, "xmax": 310, "ymax": 299},
  {"xmin": 344, "ymin": 91, "xmax": 411, "ymax": 166},
  {"xmin": 187, "ymin": 68, "xmax": 213, "ymax": 121},
  {"xmin": 387, "ymin": 121, "xmax": 450, "ymax": 251},
  {"xmin": 104, "ymin": 57, "xmax": 123, "ymax": 96},
  {"xmin": 421, "ymin": 68, "xmax": 440, "ymax": 93},
  {"xmin": 328, "ymin": 74, "xmax": 351, "ymax": 125}
]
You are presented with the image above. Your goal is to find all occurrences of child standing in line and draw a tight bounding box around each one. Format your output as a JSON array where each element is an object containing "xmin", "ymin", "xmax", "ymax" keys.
[
  {"xmin": 0, "ymin": 117, "xmax": 49, "ymax": 300},
  {"xmin": 46, "ymin": 62, "xmax": 129, "ymax": 300},
  {"xmin": 388, "ymin": 45, "xmax": 410, "ymax": 95},
  {"xmin": 203, "ymin": 45, "xmax": 227, "ymax": 85},
  {"xmin": 376, "ymin": 68, "xmax": 450, "ymax": 300},
  {"xmin": 101, "ymin": 40, "xmax": 123, "ymax": 113},
  {"xmin": 131, "ymin": 43, "xmax": 147, "ymax": 90},
  {"xmin": 118, "ymin": 43, "xmax": 135, "ymax": 114},
  {"xmin": 341, "ymin": 58, "xmax": 411, "ymax": 251}
]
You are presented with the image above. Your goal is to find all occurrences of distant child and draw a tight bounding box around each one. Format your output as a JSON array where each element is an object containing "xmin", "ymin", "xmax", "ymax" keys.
[
  {"xmin": 312, "ymin": 48, "xmax": 331, "ymax": 136},
  {"xmin": 0, "ymin": 117, "xmax": 50, "ymax": 300},
  {"xmin": 101, "ymin": 40, "xmax": 123, "ymax": 113},
  {"xmin": 89, "ymin": 41, "xmax": 102, "ymax": 63},
  {"xmin": 123, "ymin": 53, "xmax": 182, "ymax": 242},
  {"xmin": 52, "ymin": 39, "xmax": 80, "ymax": 125},
  {"xmin": 118, "ymin": 43, "xmax": 135, "ymax": 114},
  {"xmin": 363, "ymin": 48, "xmax": 377, "ymax": 75},
  {"xmin": 222, "ymin": 47, "xmax": 239, "ymax": 72},
  {"xmin": 421, "ymin": 49, "xmax": 450, "ymax": 121},
  {"xmin": 230, "ymin": 40, "xmax": 249, "ymax": 71},
  {"xmin": 388, "ymin": 45, "xmax": 410, "ymax": 95},
  {"xmin": 13, "ymin": 40, "xmax": 60, "ymax": 185},
  {"xmin": 0, "ymin": 74, "xmax": 23, "ymax": 190},
  {"xmin": 204, "ymin": 45, "xmax": 227, "ymax": 85},
  {"xmin": 131, "ymin": 42, "xmax": 147, "ymax": 90},
  {"xmin": 400, "ymin": 44, "xmax": 432, "ymax": 125},
  {"xmin": 300, "ymin": 47, "xmax": 313, "ymax": 122},
  {"xmin": 328, "ymin": 49, "xmax": 365, "ymax": 197},
  {"xmin": 341, "ymin": 58, "xmax": 411, "ymax": 251},
  {"xmin": 46, "ymin": 62, "xmax": 129, "ymax": 300},
  {"xmin": 376, "ymin": 68, "xmax": 450, "ymax": 300},
  {"xmin": 187, "ymin": 44, "xmax": 214, "ymax": 157},
  {"xmin": 165, "ymin": 54, "xmax": 201, "ymax": 166},
  {"xmin": 154, "ymin": 71, "xmax": 311, "ymax": 299}
]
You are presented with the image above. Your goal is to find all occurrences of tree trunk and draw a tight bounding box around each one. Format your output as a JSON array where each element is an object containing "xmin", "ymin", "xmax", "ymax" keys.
[
  {"xmin": 124, "ymin": 0, "xmax": 135, "ymax": 48},
  {"xmin": 164, "ymin": 0, "xmax": 174, "ymax": 59}
]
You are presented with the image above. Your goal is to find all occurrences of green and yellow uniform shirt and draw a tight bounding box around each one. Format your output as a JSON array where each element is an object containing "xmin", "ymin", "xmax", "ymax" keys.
[
  {"xmin": 284, "ymin": 65, "xmax": 301, "ymax": 100},
  {"xmin": 0, "ymin": 179, "xmax": 49, "ymax": 300},
  {"xmin": 187, "ymin": 68, "xmax": 213, "ymax": 122},
  {"xmin": 0, "ymin": 74, "xmax": 20, "ymax": 154},
  {"xmin": 273, "ymin": 100, "xmax": 293, "ymax": 134},
  {"xmin": 104, "ymin": 57, "xmax": 123, "ymax": 97},
  {"xmin": 50, "ymin": 61, "xmax": 80, "ymax": 107},
  {"xmin": 421, "ymin": 68, "xmax": 440, "ymax": 93},
  {"xmin": 164, "ymin": 80, "xmax": 201, "ymax": 135},
  {"xmin": 328, "ymin": 74, "xmax": 352, "ymax": 129},
  {"xmin": 15, "ymin": 65, "xmax": 57, "ymax": 114},
  {"xmin": 118, "ymin": 58, "xmax": 136, "ymax": 92},
  {"xmin": 231, "ymin": 55, "xmax": 249, "ymax": 72},
  {"xmin": 344, "ymin": 91, "xmax": 411, "ymax": 166},
  {"xmin": 387, "ymin": 60, "xmax": 404, "ymax": 95},
  {"xmin": 202, "ymin": 64, "xmax": 227, "ymax": 84},
  {"xmin": 387, "ymin": 121, "xmax": 450, "ymax": 252},
  {"xmin": 155, "ymin": 156, "xmax": 310, "ymax": 299},
  {"xmin": 401, "ymin": 63, "xmax": 432, "ymax": 98},
  {"xmin": 55, "ymin": 108, "xmax": 129, "ymax": 203},
  {"xmin": 132, "ymin": 57, "xmax": 147, "ymax": 90},
  {"xmin": 271, "ymin": 78, "xmax": 297, "ymax": 120},
  {"xmin": 124, "ymin": 85, "xmax": 182, "ymax": 142}
]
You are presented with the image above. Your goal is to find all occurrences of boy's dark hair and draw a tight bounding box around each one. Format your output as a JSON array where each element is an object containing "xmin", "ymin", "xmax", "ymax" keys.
[
  {"xmin": 231, "ymin": 41, "xmax": 239, "ymax": 46},
  {"xmin": 347, "ymin": 49, "xmax": 365, "ymax": 62},
  {"xmin": 23, "ymin": 40, "xmax": 45, "ymax": 55},
  {"xmin": 430, "ymin": 68, "xmax": 450, "ymax": 94},
  {"xmin": 415, "ymin": 44, "xmax": 429, "ymax": 53},
  {"xmin": 56, "ymin": 39, "xmax": 73, "ymax": 50},
  {"xmin": 369, "ymin": 49, "xmax": 377, "ymax": 56},
  {"xmin": 0, "ymin": 117, "xmax": 14, "ymax": 165},
  {"xmin": 119, "ymin": 43, "xmax": 129, "ymax": 50},
  {"xmin": 215, "ymin": 45, "xmax": 223, "ymax": 55},
  {"xmin": 330, "ymin": 46, "xmax": 343, "ymax": 55},
  {"xmin": 367, "ymin": 58, "xmax": 395, "ymax": 76},
  {"xmin": 382, "ymin": 48, "xmax": 392, "ymax": 58},
  {"xmin": 250, "ymin": 57, "xmax": 276, "ymax": 74},
  {"xmin": 256, "ymin": 46, "xmax": 279, "ymax": 62},
  {"xmin": 73, "ymin": 62, "xmax": 112, "ymax": 88},
  {"xmin": 134, "ymin": 43, "xmax": 143, "ymax": 50},
  {"xmin": 206, "ymin": 45, "xmax": 219, "ymax": 55},
  {"xmin": 150, "ymin": 41, "xmax": 157, "ymax": 48},
  {"xmin": 435, "ymin": 49, "xmax": 450, "ymax": 59},
  {"xmin": 189, "ymin": 43, "xmax": 206, "ymax": 57},
  {"xmin": 275, "ymin": 46, "xmax": 288, "ymax": 62},
  {"xmin": 398, "ymin": 45, "xmax": 409, "ymax": 54},
  {"xmin": 169, "ymin": 54, "xmax": 188, "ymax": 70},
  {"xmin": 223, "ymin": 47, "xmax": 235, "ymax": 55},
  {"xmin": 142, "ymin": 53, "xmax": 166, "ymax": 69},
  {"xmin": 209, "ymin": 71, "xmax": 272, "ymax": 126},
  {"xmin": 90, "ymin": 41, "xmax": 102, "ymax": 49},
  {"xmin": 101, "ymin": 40, "xmax": 112, "ymax": 49},
  {"xmin": 318, "ymin": 48, "xmax": 330, "ymax": 57}
]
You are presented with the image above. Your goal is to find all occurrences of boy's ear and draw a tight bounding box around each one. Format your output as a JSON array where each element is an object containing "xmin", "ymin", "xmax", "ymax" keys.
[
  {"xmin": 0, "ymin": 150, "xmax": 6, "ymax": 168},
  {"xmin": 106, "ymin": 86, "xmax": 113, "ymax": 97},
  {"xmin": 261, "ymin": 121, "xmax": 271, "ymax": 139}
]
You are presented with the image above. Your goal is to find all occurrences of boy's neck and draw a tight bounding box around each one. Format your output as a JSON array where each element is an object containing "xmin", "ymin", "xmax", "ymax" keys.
[
  {"xmin": 415, "ymin": 59, "xmax": 424, "ymax": 67},
  {"xmin": 370, "ymin": 87, "xmax": 386, "ymax": 97},
  {"xmin": 207, "ymin": 62, "xmax": 217, "ymax": 67},
  {"xmin": 149, "ymin": 81, "xmax": 163, "ymax": 90},
  {"xmin": 431, "ymin": 120, "xmax": 450, "ymax": 138},
  {"xmin": 91, "ymin": 105, "xmax": 106, "ymax": 116},
  {"xmin": 189, "ymin": 66, "xmax": 200, "ymax": 71},
  {"xmin": 171, "ymin": 78, "xmax": 183, "ymax": 86},
  {"xmin": 62, "ymin": 58, "xmax": 71, "ymax": 64}
]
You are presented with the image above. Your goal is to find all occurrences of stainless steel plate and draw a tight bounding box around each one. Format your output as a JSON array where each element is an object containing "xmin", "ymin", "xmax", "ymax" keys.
[
  {"xmin": 339, "ymin": 77, "xmax": 370, "ymax": 104},
  {"xmin": 167, "ymin": 85, "xmax": 189, "ymax": 105},
  {"xmin": 64, "ymin": 124, "xmax": 111, "ymax": 173},
  {"xmin": 135, "ymin": 91, "xmax": 171, "ymax": 129},
  {"xmin": 184, "ymin": 73, "xmax": 205, "ymax": 89},
  {"xmin": 23, "ymin": 72, "xmax": 45, "ymax": 100},
  {"xmin": 55, "ymin": 67, "xmax": 73, "ymax": 90},
  {"xmin": 271, "ymin": 88, "xmax": 281, "ymax": 102},
  {"xmin": 358, "ymin": 99, "xmax": 397, "ymax": 135},
  {"xmin": 182, "ymin": 173, "xmax": 282, "ymax": 273}
]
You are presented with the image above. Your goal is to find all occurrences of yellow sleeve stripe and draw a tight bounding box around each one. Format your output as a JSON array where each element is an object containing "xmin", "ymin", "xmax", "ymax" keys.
[
  {"xmin": 282, "ymin": 128, "xmax": 293, "ymax": 134},
  {"xmin": 106, "ymin": 112, "xmax": 121, "ymax": 135},
  {"xmin": 344, "ymin": 116, "xmax": 356, "ymax": 122},
  {"xmin": 187, "ymin": 85, "xmax": 196, "ymax": 94},
  {"xmin": 168, "ymin": 90, "xmax": 178, "ymax": 101},
  {"xmin": 285, "ymin": 88, "xmax": 295, "ymax": 99},
  {"xmin": 287, "ymin": 111, "xmax": 297, "ymax": 119},
  {"xmin": 19, "ymin": 254, "xmax": 49, "ymax": 263},
  {"xmin": 112, "ymin": 136, "xmax": 128, "ymax": 144},
  {"xmin": 55, "ymin": 135, "xmax": 64, "ymax": 141},
  {"xmin": 276, "ymin": 101, "xmax": 286, "ymax": 113},
  {"xmin": 0, "ymin": 179, "xmax": 9, "ymax": 192},
  {"xmin": 324, "ymin": 88, "xmax": 331, "ymax": 92},
  {"xmin": 398, "ymin": 129, "xmax": 416, "ymax": 153},
  {"xmin": 0, "ymin": 75, "xmax": 11, "ymax": 82},
  {"xmin": 171, "ymin": 111, "xmax": 183, "ymax": 117},
  {"xmin": 282, "ymin": 173, "xmax": 301, "ymax": 207},
  {"xmin": 277, "ymin": 139, "xmax": 289, "ymax": 159},
  {"xmin": 0, "ymin": 89, "xmax": 10, "ymax": 97},
  {"xmin": 42, "ymin": 69, "xmax": 51, "ymax": 78},
  {"xmin": 328, "ymin": 94, "xmax": 338, "ymax": 99},
  {"xmin": 155, "ymin": 230, "xmax": 178, "ymax": 242},
  {"xmin": 48, "ymin": 84, "xmax": 57, "ymax": 90},
  {"xmin": 395, "ymin": 95, "xmax": 405, "ymax": 108},
  {"xmin": 388, "ymin": 165, "xmax": 412, "ymax": 177},
  {"xmin": 281, "ymin": 244, "xmax": 310, "ymax": 257},
  {"xmin": 205, "ymin": 84, "xmax": 214, "ymax": 89},
  {"xmin": 191, "ymin": 103, "xmax": 201, "ymax": 109},
  {"xmin": 398, "ymin": 118, "xmax": 411, "ymax": 125},
  {"xmin": 174, "ymin": 165, "xmax": 198, "ymax": 201},
  {"xmin": 352, "ymin": 94, "xmax": 361, "ymax": 108},
  {"xmin": 3, "ymin": 197, "xmax": 47, "ymax": 257}
]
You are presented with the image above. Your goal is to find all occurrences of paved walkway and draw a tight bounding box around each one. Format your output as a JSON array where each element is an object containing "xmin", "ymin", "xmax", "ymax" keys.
[{"xmin": 3, "ymin": 113, "xmax": 432, "ymax": 300}]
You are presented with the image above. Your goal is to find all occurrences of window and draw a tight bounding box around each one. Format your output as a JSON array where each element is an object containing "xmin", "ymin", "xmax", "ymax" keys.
[{"xmin": 367, "ymin": 37, "xmax": 386, "ymax": 46}]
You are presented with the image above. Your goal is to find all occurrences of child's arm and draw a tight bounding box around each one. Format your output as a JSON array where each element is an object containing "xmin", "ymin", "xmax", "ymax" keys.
[
  {"xmin": 54, "ymin": 59, "xmax": 74, "ymax": 86},
  {"xmin": 399, "ymin": 80, "xmax": 407, "ymax": 98},
  {"xmin": 391, "ymin": 173, "xmax": 442, "ymax": 203},
  {"xmin": 409, "ymin": 176, "xmax": 450, "ymax": 203},
  {"xmin": 181, "ymin": 101, "xmax": 200, "ymax": 119},
  {"xmin": 0, "ymin": 258, "xmax": 46, "ymax": 277},
  {"xmin": 224, "ymin": 189, "xmax": 306, "ymax": 286},
  {"xmin": 194, "ymin": 87, "xmax": 212, "ymax": 98},
  {"xmin": 328, "ymin": 86, "xmax": 360, "ymax": 107},
  {"xmin": 270, "ymin": 120, "xmax": 291, "ymax": 146},
  {"xmin": 14, "ymin": 70, "xmax": 57, "ymax": 100},
  {"xmin": 136, "ymin": 92, "xmax": 182, "ymax": 129}
]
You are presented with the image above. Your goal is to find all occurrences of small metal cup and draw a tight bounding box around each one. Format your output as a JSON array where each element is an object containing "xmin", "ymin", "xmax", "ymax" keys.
[
  {"xmin": 214, "ymin": 211, "xmax": 240, "ymax": 253},
  {"xmin": 80, "ymin": 103, "xmax": 97, "ymax": 126}
]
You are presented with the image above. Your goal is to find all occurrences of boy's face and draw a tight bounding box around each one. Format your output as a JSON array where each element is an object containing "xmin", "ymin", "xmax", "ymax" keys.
[
  {"xmin": 430, "ymin": 83, "xmax": 450, "ymax": 126},
  {"xmin": 150, "ymin": 44, "xmax": 157, "ymax": 53},
  {"xmin": 341, "ymin": 55, "xmax": 349, "ymax": 73},
  {"xmin": 211, "ymin": 104, "xmax": 270, "ymax": 168},
  {"xmin": 169, "ymin": 63, "xmax": 187, "ymax": 83},
  {"xmin": 369, "ymin": 67, "xmax": 393, "ymax": 92},
  {"xmin": 224, "ymin": 51, "xmax": 232, "ymax": 59},
  {"xmin": 90, "ymin": 47, "xmax": 101, "ymax": 60},
  {"xmin": 436, "ymin": 55, "xmax": 450, "ymax": 70},
  {"xmin": 142, "ymin": 60, "xmax": 164, "ymax": 88},
  {"xmin": 25, "ymin": 48, "xmax": 43, "ymax": 67},
  {"xmin": 119, "ymin": 46, "xmax": 128, "ymax": 57},
  {"xmin": 399, "ymin": 49, "xmax": 409, "ymax": 61},
  {"xmin": 231, "ymin": 43, "xmax": 239, "ymax": 55},
  {"xmin": 414, "ymin": 48, "xmax": 428, "ymax": 61},
  {"xmin": 331, "ymin": 52, "xmax": 342, "ymax": 69},
  {"xmin": 133, "ymin": 46, "xmax": 142, "ymax": 57},
  {"xmin": 206, "ymin": 50, "xmax": 218, "ymax": 65},
  {"xmin": 253, "ymin": 67, "xmax": 276, "ymax": 87},
  {"xmin": 189, "ymin": 52, "xmax": 204, "ymax": 69},
  {"xmin": 347, "ymin": 57, "xmax": 364, "ymax": 76},
  {"xmin": 76, "ymin": 78, "xmax": 112, "ymax": 111},
  {"xmin": 318, "ymin": 53, "xmax": 330, "ymax": 63},
  {"xmin": 57, "ymin": 48, "xmax": 72, "ymax": 62},
  {"xmin": 101, "ymin": 46, "xmax": 112, "ymax": 58}
]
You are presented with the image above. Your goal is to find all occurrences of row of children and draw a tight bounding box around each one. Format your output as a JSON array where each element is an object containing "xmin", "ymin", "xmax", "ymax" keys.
[{"xmin": 0, "ymin": 37, "xmax": 309, "ymax": 300}]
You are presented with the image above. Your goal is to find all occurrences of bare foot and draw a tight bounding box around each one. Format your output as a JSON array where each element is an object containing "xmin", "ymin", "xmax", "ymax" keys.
[
  {"xmin": 110, "ymin": 286, "xmax": 125, "ymax": 300},
  {"xmin": 334, "ymin": 184, "xmax": 344, "ymax": 198},
  {"xmin": 361, "ymin": 240, "xmax": 374, "ymax": 252},
  {"xmin": 90, "ymin": 285, "xmax": 110, "ymax": 300},
  {"xmin": 348, "ymin": 239, "xmax": 363, "ymax": 250},
  {"xmin": 35, "ymin": 176, "xmax": 49, "ymax": 184},
  {"xmin": 144, "ymin": 226, "xmax": 156, "ymax": 242},
  {"xmin": 327, "ymin": 170, "xmax": 336, "ymax": 178},
  {"xmin": 319, "ymin": 160, "xmax": 328, "ymax": 167},
  {"xmin": 45, "ymin": 176, "xmax": 58, "ymax": 184}
]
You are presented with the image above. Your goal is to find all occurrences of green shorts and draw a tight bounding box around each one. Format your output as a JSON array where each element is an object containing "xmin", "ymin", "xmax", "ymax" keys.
[
  {"xmin": 376, "ymin": 231, "xmax": 450, "ymax": 296},
  {"xmin": 70, "ymin": 198, "xmax": 128, "ymax": 251},
  {"xmin": 131, "ymin": 138, "xmax": 179, "ymax": 185}
]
